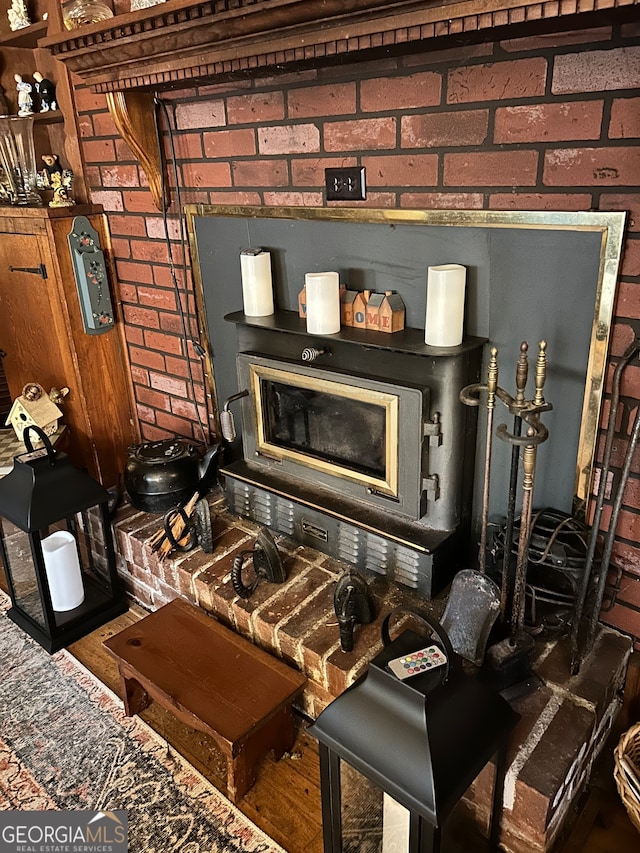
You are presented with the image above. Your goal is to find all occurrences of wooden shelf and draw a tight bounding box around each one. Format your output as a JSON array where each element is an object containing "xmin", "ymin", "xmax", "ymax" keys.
[
  {"xmin": 0, "ymin": 4, "xmax": 89, "ymax": 203},
  {"xmin": 33, "ymin": 109, "xmax": 64, "ymax": 125},
  {"xmin": 0, "ymin": 21, "xmax": 48, "ymax": 49},
  {"xmin": 225, "ymin": 309, "xmax": 487, "ymax": 358}
]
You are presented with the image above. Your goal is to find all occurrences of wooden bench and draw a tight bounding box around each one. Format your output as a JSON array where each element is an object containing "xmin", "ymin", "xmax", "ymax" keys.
[{"xmin": 103, "ymin": 597, "xmax": 307, "ymax": 802}]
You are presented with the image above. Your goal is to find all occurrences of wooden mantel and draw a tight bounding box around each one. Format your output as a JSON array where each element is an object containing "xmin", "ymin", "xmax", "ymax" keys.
[
  {"xmin": 41, "ymin": 0, "xmax": 639, "ymax": 95},
  {"xmin": 40, "ymin": 0, "xmax": 639, "ymax": 209}
]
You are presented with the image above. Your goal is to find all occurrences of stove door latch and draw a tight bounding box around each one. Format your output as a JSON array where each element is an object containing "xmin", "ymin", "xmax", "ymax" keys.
[
  {"xmin": 423, "ymin": 413, "xmax": 442, "ymax": 447},
  {"xmin": 422, "ymin": 474, "xmax": 440, "ymax": 501}
]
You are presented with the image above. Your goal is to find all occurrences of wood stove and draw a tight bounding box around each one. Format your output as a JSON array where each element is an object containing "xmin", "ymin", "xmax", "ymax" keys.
[
  {"xmin": 221, "ymin": 312, "xmax": 484, "ymax": 597},
  {"xmin": 187, "ymin": 205, "xmax": 625, "ymax": 602}
]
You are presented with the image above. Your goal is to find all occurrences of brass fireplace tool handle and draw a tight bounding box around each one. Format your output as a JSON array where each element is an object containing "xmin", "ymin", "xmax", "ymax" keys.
[
  {"xmin": 497, "ymin": 341, "xmax": 551, "ymax": 639},
  {"xmin": 460, "ymin": 340, "xmax": 552, "ymax": 637}
]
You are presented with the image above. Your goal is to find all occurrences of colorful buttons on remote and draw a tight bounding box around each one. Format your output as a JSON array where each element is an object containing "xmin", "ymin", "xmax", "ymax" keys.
[{"xmin": 387, "ymin": 644, "xmax": 447, "ymax": 680}]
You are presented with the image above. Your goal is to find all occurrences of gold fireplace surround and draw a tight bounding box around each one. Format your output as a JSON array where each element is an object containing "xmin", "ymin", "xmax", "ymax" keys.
[{"xmin": 187, "ymin": 205, "xmax": 626, "ymax": 518}]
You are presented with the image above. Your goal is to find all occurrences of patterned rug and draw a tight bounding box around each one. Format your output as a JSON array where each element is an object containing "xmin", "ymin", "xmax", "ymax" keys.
[{"xmin": 0, "ymin": 593, "xmax": 284, "ymax": 853}]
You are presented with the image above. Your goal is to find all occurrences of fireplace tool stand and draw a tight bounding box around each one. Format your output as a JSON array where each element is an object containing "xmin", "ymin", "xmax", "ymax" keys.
[
  {"xmin": 462, "ymin": 341, "xmax": 551, "ymax": 688},
  {"xmin": 570, "ymin": 337, "xmax": 640, "ymax": 673}
]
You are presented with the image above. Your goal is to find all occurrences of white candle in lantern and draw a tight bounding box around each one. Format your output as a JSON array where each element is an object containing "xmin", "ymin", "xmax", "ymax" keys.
[
  {"xmin": 305, "ymin": 272, "xmax": 341, "ymax": 335},
  {"xmin": 424, "ymin": 263, "xmax": 467, "ymax": 347},
  {"xmin": 382, "ymin": 794, "xmax": 411, "ymax": 853},
  {"xmin": 240, "ymin": 248, "xmax": 274, "ymax": 317},
  {"xmin": 41, "ymin": 530, "xmax": 85, "ymax": 612}
]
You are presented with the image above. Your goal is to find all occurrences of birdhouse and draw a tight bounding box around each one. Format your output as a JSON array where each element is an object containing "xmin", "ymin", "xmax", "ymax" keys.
[
  {"xmin": 341, "ymin": 290, "xmax": 358, "ymax": 327},
  {"xmin": 5, "ymin": 383, "xmax": 63, "ymax": 443},
  {"xmin": 379, "ymin": 291, "xmax": 406, "ymax": 333},
  {"xmin": 352, "ymin": 291, "xmax": 369, "ymax": 329},
  {"xmin": 366, "ymin": 292, "xmax": 385, "ymax": 331}
]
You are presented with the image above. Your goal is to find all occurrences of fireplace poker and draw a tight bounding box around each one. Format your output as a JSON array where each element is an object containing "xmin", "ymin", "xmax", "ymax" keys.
[
  {"xmin": 571, "ymin": 337, "xmax": 640, "ymax": 672},
  {"xmin": 459, "ymin": 348, "xmax": 499, "ymax": 572},
  {"xmin": 587, "ymin": 403, "xmax": 640, "ymax": 645},
  {"xmin": 479, "ymin": 348, "xmax": 499, "ymax": 572},
  {"xmin": 498, "ymin": 342, "xmax": 529, "ymax": 625},
  {"xmin": 511, "ymin": 427, "xmax": 538, "ymax": 638}
]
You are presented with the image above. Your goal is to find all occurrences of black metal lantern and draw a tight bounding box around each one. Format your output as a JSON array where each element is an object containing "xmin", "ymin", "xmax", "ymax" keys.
[
  {"xmin": 309, "ymin": 609, "xmax": 520, "ymax": 853},
  {"xmin": 0, "ymin": 426, "xmax": 126, "ymax": 652}
]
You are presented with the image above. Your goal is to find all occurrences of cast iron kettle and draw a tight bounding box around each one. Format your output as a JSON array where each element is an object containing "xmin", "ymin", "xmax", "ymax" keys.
[{"xmin": 124, "ymin": 439, "xmax": 220, "ymax": 514}]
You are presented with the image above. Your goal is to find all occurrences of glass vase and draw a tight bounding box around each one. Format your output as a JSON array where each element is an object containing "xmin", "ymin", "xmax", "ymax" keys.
[
  {"xmin": 62, "ymin": 0, "xmax": 114, "ymax": 30},
  {"xmin": 0, "ymin": 116, "xmax": 42, "ymax": 206}
]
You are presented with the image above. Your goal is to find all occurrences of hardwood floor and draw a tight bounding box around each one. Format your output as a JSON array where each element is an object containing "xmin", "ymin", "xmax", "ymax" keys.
[
  {"xmin": 67, "ymin": 605, "xmax": 325, "ymax": 853},
  {"xmin": 64, "ymin": 606, "xmax": 639, "ymax": 853}
]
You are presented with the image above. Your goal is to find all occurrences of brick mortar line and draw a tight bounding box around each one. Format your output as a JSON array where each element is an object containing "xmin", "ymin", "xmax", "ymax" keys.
[
  {"xmin": 547, "ymin": 680, "xmax": 597, "ymax": 713},
  {"xmin": 545, "ymin": 693, "xmax": 621, "ymax": 840},
  {"xmin": 246, "ymin": 583, "xmax": 303, "ymax": 639},
  {"xmin": 292, "ymin": 612, "xmax": 337, "ymax": 670},
  {"xmin": 503, "ymin": 692, "xmax": 564, "ymax": 811},
  {"xmin": 533, "ymin": 647, "xmax": 606, "ymax": 714},
  {"xmin": 269, "ymin": 575, "xmax": 335, "ymax": 658},
  {"xmin": 191, "ymin": 564, "xmax": 213, "ymax": 603},
  {"xmin": 319, "ymin": 636, "xmax": 344, "ymax": 673},
  {"xmin": 531, "ymin": 637, "xmax": 557, "ymax": 669}
]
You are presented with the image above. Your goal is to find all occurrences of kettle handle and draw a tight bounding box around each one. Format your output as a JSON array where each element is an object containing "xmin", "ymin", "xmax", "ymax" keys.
[{"xmin": 381, "ymin": 606, "xmax": 459, "ymax": 683}]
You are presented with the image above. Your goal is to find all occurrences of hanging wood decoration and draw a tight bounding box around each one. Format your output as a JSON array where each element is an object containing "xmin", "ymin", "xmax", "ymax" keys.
[{"xmin": 68, "ymin": 215, "xmax": 115, "ymax": 335}]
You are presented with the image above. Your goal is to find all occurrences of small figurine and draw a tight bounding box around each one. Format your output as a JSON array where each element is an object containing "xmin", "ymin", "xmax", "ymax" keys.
[
  {"xmin": 131, "ymin": 0, "xmax": 167, "ymax": 10},
  {"xmin": 49, "ymin": 386, "xmax": 70, "ymax": 407},
  {"xmin": 33, "ymin": 73, "xmax": 57, "ymax": 113},
  {"xmin": 7, "ymin": 0, "xmax": 30, "ymax": 31},
  {"xmin": 14, "ymin": 75, "xmax": 33, "ymax": 116},
  {"xmin": 40, "ymin": 154, "xmax": 75, "ymax": 208}
]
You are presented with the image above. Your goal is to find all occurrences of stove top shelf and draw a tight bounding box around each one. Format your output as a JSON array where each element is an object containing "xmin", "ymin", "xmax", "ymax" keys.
[{"xmin": 226, "ymin": 310, "xmax": 487, "ymax": 358}]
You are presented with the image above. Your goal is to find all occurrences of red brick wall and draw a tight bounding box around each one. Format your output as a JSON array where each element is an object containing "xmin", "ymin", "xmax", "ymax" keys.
[{"xmin": 74, "ymin": 23, "xmax": 640, "ymax": 642}]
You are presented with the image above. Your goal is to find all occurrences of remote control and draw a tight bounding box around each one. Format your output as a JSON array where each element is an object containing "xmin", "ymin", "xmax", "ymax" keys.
[{"xmin": 387, "ymin": 644, "xmax": 447, "ymax": 680}]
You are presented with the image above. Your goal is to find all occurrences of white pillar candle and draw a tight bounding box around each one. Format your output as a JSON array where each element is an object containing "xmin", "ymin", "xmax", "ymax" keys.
[
  {"xmin": 382, "ymin": 794, "xmax": 411, "ymax": 853},
  {"xmin": 305, "ymin": 272, "xmax": 341, "ymax": 335},
  {"xmin": 424, "ymin": 263, "xmax": 467, "ymax": 347},
  {"xmin": 41, "ymin": 530, "xmax": 84, "ymax": 612},
  {"xmin": 240, "ymin": 248, "xmax": 274, "ymax": 317}
]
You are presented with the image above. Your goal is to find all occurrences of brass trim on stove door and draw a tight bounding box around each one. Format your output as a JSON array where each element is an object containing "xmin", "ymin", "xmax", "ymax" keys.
[{"xmin": 248, "ymin": 362, "xmax": 399, "ymax": 496}]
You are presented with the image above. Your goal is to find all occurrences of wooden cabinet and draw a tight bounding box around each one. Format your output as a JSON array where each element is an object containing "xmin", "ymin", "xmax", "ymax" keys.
[
  {"xmin": 0, "ymin": 0, "xmax": 87, "ymax": 202},
  {"xmin": 0, "ymin": 206, "xmax": 139, "ymax": 487}
]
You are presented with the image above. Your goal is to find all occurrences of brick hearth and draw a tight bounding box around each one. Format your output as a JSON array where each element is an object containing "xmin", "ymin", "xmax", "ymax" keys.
[{"xmin": 111, "ymin": 491, "xmax": 632, "ymax": 853}]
